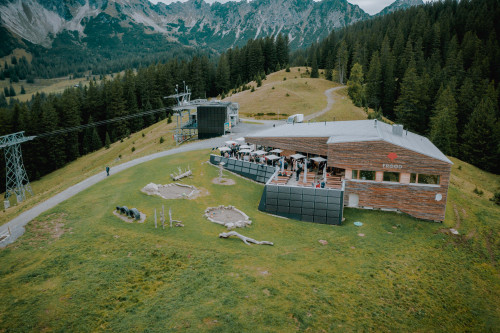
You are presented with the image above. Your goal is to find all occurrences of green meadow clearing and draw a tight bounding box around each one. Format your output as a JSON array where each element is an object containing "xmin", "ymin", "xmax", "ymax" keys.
[{"xmin": 0, "ymin": 150, "xmax": 498, "ymax": 332}]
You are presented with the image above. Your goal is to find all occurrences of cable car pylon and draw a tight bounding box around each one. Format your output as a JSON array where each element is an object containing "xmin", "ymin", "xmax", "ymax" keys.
[{"xmin": 0, "ymin": 132, "xmax": 35, "ymax": 208}]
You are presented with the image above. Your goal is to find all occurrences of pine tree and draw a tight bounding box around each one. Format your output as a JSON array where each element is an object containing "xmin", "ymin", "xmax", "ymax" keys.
[
  {"xmin": 325, "ymin": 52, "xmax": 333, "ymax": 81},
  {"xmin": 59, "ymin": 89, "xmax": 80, "ymax": 161},
  {"xmin": 215, "ymin": 55, "xmax": 230, "ymax": 94},
  {"xmin": 337, "ymin": 40, "xmax": 348, "ymax": 84},
  {"xmin": 365, "ymin": 51, "xmax": 382, "ymax": 109},
  {"xmin": 347, "ymin": 63, "xmax": 364, "ymax": 107},
  {"xmin": 461, "ymin": 96, "xmax": 499, "ymax": 173},
  {"xmin": 108, "ymin": 77, "xmax": 128, "ymax": 140},
  {"xmin": 0, "ymin": 92, "xmax": 7, "ymax": 108},
  {"xmin": 3, "ymin": 87, "xmax": 9, "ymax": 97},
  {"xmin": 310, "ymin": 54, "xmax": 319, "ymax": 78},
  {"xmin": 105, "ymin": 131, "xmax": 111, "ymax": 149},
  {"xmin": 20, "ymin": 85, "xmax": 26, "ymax": 94},
  {"xmin": 430, "ymin": 85, "xmax": 458, "ymax": 156},
  {"xmin": 9, "ymin": 85, "xmax": 15, "ymax": 97},
  {"xmin": 90, "ymin": 127, "xmax": 102, "ymax": 152},
  {"xmin": 394, "ymin": 61, "xmax": 426, "ymax": 133}
]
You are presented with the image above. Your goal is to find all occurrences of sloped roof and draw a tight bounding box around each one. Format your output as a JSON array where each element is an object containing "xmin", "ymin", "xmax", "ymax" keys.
[{"xmin": 245, "ymin": 120, "xmax": 452, "ymax": 164}]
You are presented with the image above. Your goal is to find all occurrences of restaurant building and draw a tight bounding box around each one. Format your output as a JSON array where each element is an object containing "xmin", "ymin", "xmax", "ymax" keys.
[{"xmin": 245, "ymin": 120, "xmax": 452, "ymax": 221}]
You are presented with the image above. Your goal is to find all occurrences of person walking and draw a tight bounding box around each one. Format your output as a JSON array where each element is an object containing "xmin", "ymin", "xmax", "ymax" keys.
[
  {"xmin": 106, "ymin": 166, "xmax": 110, "ymax": 176},
  {"xmin": 296, "ymin": 161, "xmax": 302, "ymax": 181}
]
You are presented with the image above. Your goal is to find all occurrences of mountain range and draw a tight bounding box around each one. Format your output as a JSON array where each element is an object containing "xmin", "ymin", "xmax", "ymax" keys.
[{"xmin": 0, "ymin": 0, "xmax": 423, "ymax": 51}]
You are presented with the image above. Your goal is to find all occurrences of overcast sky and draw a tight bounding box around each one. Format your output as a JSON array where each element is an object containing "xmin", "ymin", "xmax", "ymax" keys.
[{"xmin": 149, "ymin": 0, "xmax": 437, "ymax": 15}]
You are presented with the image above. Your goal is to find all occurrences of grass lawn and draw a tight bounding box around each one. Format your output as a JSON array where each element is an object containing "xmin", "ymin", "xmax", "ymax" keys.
[{"xmin": 0, "ymin": 150, "xmax": 498, "ymax": 332}]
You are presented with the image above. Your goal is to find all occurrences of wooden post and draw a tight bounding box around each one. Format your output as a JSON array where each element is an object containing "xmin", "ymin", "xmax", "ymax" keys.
[
  {"xmin": 154, "ymin": 209, "xmax": 157, "ymax": 229},
  {"xmin": 169, "ymin": 208, "xmax": 173, "ymax": 228},
  {"xmin": 162, "ymin": 205, "xmax": 165, "ymax": 229},
  {"xmin": 8, "ymin": 226, "xmax": 11, "ymax": 236}
]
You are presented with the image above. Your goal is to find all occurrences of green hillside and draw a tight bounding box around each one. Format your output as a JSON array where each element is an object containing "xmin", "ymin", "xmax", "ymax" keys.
[{"xmin": 0, "ymin": 150, "xmax": 498, "ymax": 331}]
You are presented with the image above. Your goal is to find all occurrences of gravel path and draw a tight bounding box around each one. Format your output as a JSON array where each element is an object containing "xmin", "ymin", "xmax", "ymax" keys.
[
  {"xmin": 304, "ymin": 86, "xmax": 345, "ymax": 121},
  {"xmin": 0, "ymin": 122, "xmax": 275, "ymax": 247}
]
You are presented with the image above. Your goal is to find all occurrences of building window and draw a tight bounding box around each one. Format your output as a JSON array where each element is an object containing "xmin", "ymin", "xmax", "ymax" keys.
[
  {"xmin": 383, "ymin": 171, "xmax": 400, "ymax": 182},
  {"xmin": 359, "ymin": 170, "xmax": 376, "ymax": 180},
  {"xmin": 410, "ymin": 173, "xmax": 440, "ymax": 185},
  {"xmin": 352, "ymin": 170, "xmax": 376, "ymax": 180}
]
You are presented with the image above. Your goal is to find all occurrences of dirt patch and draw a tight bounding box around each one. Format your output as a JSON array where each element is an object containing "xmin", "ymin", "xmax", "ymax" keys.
[
  {"xmin": 204, "ymin": 205, "xmax": 252, "ymax": 229},
  {"xmin": 142, "ymin": 182, "xmax": 205, "ymax": 199},
  {"xmin": 212, "ymin": 178, "xmax": 236, "ymax": 185},
  {"xmin": 113, "ymin": 210, "xmax": 146, "ymax": 223},
  {"xmin": 23, "ymin": 213, "xmax": 69, "ymax": 245}
]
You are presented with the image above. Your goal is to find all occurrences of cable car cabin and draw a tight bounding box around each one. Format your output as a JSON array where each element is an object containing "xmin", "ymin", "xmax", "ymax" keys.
[{"xmin": 245, "ymin": 120, "xmax": 452, "ymax": 222}]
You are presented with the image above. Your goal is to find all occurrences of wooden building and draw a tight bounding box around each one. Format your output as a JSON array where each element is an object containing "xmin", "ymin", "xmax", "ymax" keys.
[{"xmin": 245, "ymin": 120, "xmax": 452, "ymax": 221}]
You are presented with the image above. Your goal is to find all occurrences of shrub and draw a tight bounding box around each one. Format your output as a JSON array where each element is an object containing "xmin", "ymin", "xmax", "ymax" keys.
[
  {"xmin": 266, "ymin": 112, "xmax": 276, "ymax": 116},
  {"xmin": 251, "ymin": 86, "xmax": 255, "ymax": 92},
  {"xmin": 286, "ymin": 66, "xmax": 290, "ymax": 72},
  {"xmin": 272, "ymin": 86, "xmax": 275, "ymax": 90},
  {"xmin": 491, "ymin": 190, "xmax": 500, "ymax": 205},
  {"xmin": 473, "ymin": 187, "xmax": 484, "ymax": 196},
  {"xmin": 142, "ymin": 133, "xmax": 145, "ymax": 137},
  {"xmin": 283, "ymin": 77, "xmax": 287, "ymax": 81},
  {"xmin": 160, "ymin": 136, "xmax": 165, "ymax": 144},
  {"xmin": 286, "ymin": 93, "xmax": 290, "ymax": 97},
  {"xmin": 256, "ymin": 113, "xmax": 264, "ymax": 116},
  {"xmin": 131, "ymin": 147, "xmax": 136, "ymax": 152},
  {"xmin": 167, "ymin": 114, "xmax": 172, "ymax": 124}
]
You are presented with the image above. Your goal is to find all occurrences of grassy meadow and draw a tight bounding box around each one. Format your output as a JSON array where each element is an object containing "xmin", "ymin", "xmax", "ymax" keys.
[
  {"xmin": 1, "ymin": 119, "xmax": 177, "ymax": 225},
  {"xmin": 0, "ymin": 150, "xmax": 498, "ymax": 332}
]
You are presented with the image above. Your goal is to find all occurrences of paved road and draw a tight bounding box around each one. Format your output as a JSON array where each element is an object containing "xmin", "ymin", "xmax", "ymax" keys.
[
  {"xmin": 0, "ymin": 121, "xmax": 282, "ymax": 247},
  {"xmin": 304, "ymin": 86, "xmax": 345, "ymax": 121}
]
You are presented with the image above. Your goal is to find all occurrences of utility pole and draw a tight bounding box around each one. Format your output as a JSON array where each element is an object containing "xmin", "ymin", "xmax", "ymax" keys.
[{"xmin": 0, "ymin": 132, "xmax": 35, "ymax": 207}]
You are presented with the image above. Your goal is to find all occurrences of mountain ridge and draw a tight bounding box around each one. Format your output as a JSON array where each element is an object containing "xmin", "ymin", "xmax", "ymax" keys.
[{"xmin": 0, "ymin": 0, "xmax": 417, "ymax": 51}]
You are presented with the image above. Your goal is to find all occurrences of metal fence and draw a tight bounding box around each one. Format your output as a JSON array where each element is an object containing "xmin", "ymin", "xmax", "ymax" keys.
[{"xmin": 210, "ymin": 154, "xmax": 276, "ymax": 183}]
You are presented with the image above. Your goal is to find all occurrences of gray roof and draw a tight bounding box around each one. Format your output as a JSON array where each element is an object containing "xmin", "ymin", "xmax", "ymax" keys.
[{"xmin": 246, "ymin": 120, "xmax": 452, "ymax": 164}]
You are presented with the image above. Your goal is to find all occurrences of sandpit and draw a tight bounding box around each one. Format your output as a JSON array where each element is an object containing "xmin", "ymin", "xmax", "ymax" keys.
[
  {"xmin": 212, "ymin": 177, "xmax": 236, "ymax": 185},
  {"xmin": 141, "ymin": 182, "xmax": 203, "ymax": 199},
  {"xmin": 204, "ymin": 205, "xmax": 252, "ymax": 229},
  {"xmin": 113, "ymin": 210, "xmax": 146, "ymax": 223}
]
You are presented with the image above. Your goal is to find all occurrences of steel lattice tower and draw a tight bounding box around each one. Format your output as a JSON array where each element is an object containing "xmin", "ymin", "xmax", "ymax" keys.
[{"xmin": 0, "ymin": 132, "xmax": 35, "ymax": 205}]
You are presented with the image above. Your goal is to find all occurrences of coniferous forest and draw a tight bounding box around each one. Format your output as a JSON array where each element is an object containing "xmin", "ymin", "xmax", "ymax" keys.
[
  {"xmin": 0, "ymin": 35, "xmax": 289, "ymax": 191},
  {"xmin": 292, "ymin": 0, "xmax": 500, "ymax": 173}
]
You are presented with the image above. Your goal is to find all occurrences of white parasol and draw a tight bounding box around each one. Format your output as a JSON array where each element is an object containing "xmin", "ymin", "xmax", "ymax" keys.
[
  {"xmin": 239, "ymin": 149, "xmax": 252, "ymax": 153},
  {"xmin": 290, "ymin": 153, "xmax": 305, "ymax": 159},
  {"xmin": 239, "ymin": 145, "xmax": 252, "ymax": 149},
  {"xmin": 310, "ymin": 156, "xmax": 327, "ymax": 162},
  {"xmin": 235, "ymin": 137, "xmax": 245, "ymax": 141},
  {"xmin": 269, "ymin": 148, "xmax": 283, "ymax": 153},
  {"xmin": 266, "ymin": 154, "xmax": 280, "ymax": 160},
  {"xmin": 251, "ymin": 150, "xmax": 268, "ymax": 155},
  {"xmin": 218, "ymin": 146, "xmax": 231, "ymax": 152},
  {"xmin": 225, "ymin": 140, "xmax": 237, "ymax": 145}
]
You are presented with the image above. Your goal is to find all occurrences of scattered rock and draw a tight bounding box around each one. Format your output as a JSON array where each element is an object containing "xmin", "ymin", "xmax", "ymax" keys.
[
  {"xmin": 358, "ymin": 233, "xmax": 365, "ymax": 237},
  {"xmin": 175, "ymin": 223, "xmax": 184, "ymax": 227},
  {"xmin": 318, "ymin": 240, "xmax": 328, "ymax": 245},
  {"xmin": 350, "ymin": 246, "xmax": 356, "ymax": 249},
  {"xmin": 450, "ymin": 228, "xmax": 459, "ymax": 235},
  {"xmin": 387, "ymin": 232, "xmax": 392, "ymax": 234},
  {"xmin": 260, "ymin": 270, "xmax": 270, "ymax": 275},
  {"xmin": 263, "ymin": 289, "xmax": 271, "ymax": 296}
]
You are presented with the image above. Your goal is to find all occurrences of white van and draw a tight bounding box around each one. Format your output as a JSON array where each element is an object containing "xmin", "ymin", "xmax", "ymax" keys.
[{"xmin": 286, "ymin": 114, "xmax": 304, "ymax": 124}]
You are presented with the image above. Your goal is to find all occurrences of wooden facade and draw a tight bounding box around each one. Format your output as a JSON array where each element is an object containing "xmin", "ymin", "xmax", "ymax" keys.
[{"xmin": 247, "ymin": 135, "xmax": 451, "ymax": 221}]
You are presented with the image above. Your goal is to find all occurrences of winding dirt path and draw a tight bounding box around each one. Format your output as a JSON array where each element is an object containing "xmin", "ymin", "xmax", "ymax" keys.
[{"xmin": 304, "ymin": 86, "xmax": 345, "ymax": 121}]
